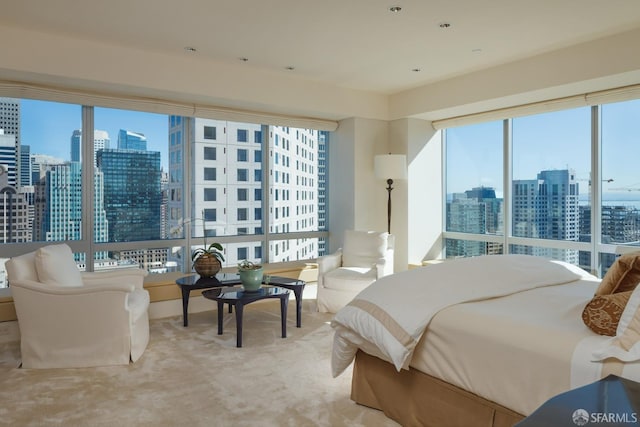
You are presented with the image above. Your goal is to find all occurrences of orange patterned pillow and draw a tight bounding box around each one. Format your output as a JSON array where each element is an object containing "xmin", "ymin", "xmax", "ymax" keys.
[
  {"xmin": 595, "ymin": 252, "xmax": 640, "ymax": 295},
  {"xmin": 582, "ymin": 291, "xmax": 633, "ymax": 336}
]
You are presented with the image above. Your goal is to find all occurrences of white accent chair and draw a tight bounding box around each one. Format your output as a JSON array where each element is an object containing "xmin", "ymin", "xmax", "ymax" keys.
[
  {"xmin": 6, "ymin": 244, "xmax": 150, "ymax": 368},
  {"xmin": 316, "ymin": 230, "xmax": 394, "ymax": 313}
]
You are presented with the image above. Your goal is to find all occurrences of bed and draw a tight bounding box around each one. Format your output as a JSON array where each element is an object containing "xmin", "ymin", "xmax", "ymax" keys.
[{"xmin": 330, "ymin": 254, "xmax": 640, "ymax": 426}]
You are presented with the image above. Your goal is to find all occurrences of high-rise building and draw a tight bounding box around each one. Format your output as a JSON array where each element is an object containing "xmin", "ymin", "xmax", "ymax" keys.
[
  {"xmin": 71, "ymin": 129, "xmax": 110, "ymax": 165},
  {"xmin": 33, "ymin": 161, "xmax": 109, "ymax": 261},
  {"xmin": 0, "ymin": 130, "xmax": 17, "ymax": 187},
  {"xmin": 118, "ymin": 129, "xmax": 147, "ymax": 150},
  {"xmin": 446, "ymin": 187, "xmax": 503, "ymax": 257},
  {"xmin": 167, "ymin": 118, "xmax": 323, "ymax": 267},
  {"xmin": 97, "ymin": 148, "xmax": 162, "ymax": 242},
  {"xmin": 0, "ymin": 98, "xmax": 20, "ymax": 143},
  {"xmin": 580, "ymin": 204, "xmax": 640, "ymax": 271},
  {"xmin": 512, "ymin": 169, "xmax": 580, "ymax": 263},
  {"xmin": 19, "ymin": 145, "xmax": 31, "ymax": 187},
  {"xmin": 0, "ymin": 162, "xmax": 30, "ymax": 244}
]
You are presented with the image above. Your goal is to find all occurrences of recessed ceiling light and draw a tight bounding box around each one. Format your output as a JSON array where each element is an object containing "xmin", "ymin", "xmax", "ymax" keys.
[
  {"xmin": 184, "ymin": 46, "xmax": 197, "ymax": 53},
  {"xmin": 389, "ymin": 6, "xmax": 402, "ymax": 12},
  {"xmin": 439, "ymin": 22, "xmax": 451, "ymax": 29}
]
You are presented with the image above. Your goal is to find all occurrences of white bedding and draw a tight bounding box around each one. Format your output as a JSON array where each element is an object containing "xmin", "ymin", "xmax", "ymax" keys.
[
  {"xmin": 331, "ymin": 254, "xmax": 640, "ymax": 416},
  {"xmin": 412, "ymin": 277, "xmax": 640, "ymax": 415},
  {"xmin": 331, "ymin": 254, "xmax": 589, "ymax": 377}
]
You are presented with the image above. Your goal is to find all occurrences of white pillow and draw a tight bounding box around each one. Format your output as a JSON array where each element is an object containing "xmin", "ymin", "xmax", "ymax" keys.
[
  {"xmin": 342, "ymin": 230, "xmax": 388, "ymax": 268},
  {"xmin": 6, "ymin": 251, "xmax": 38, "ymax": 282},
  {"xmin": 592, "ymin": 282, "xmax": 640, "ymax": 362},
  {"xmin": 35, "ymin": 244, "xmax": 83, "ymax": 287}
]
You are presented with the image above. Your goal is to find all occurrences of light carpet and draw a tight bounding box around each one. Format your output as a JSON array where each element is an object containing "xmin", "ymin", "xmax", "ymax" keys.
[{"xmin": 0, "ymin": 297, "xmax": 398, "ymax": 427}]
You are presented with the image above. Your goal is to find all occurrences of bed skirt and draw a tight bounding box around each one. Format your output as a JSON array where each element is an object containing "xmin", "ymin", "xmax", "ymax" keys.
[{"xmin": 351, "ymin": 350, "xmax": 525, "ymax": 427}]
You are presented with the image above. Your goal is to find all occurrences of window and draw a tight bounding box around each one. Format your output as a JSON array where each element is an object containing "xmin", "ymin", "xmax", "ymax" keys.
[
  {"xmin": 204, "ymin": 167, "xmax": 216, "ymax": 181},
  {"xmin": 204, "ymin": 188, "xmax": 217, "ymax": 201},
  {"xmin": 95, "ymin": 107, "xmax": 166, "ymax": 246},
  {"xmin": 204, "ymin": 126, "xmax": 216, "ymax": 140},
  {"xmin": 0, "ymin": 95, "xmax": 328, "ymax": 282},
  {"xmin": 237, "ymin": 148, "xmax": 247, "ymax": 162},
  {"xmin": 442, "ymin": 102, "xmax": 640, "ymax": 276},
  {"xmin": 204, "ymin": 146, "xmax": 216, "ymax": 160},
  {"xmin": 445, "ymin": 121, "xmax": 503, "ymax": 257},
  {"xmin": 203, "ymin": 208, "xmax": 216, "ymax": 221},
  {"xmin": 237, "ymin": 247, "xmax": 248, "ymax": 260}
]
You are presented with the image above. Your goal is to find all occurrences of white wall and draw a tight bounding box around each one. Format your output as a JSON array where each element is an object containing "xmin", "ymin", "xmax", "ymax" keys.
[
  {"xmin": 328, "ymin": 117, "xmax": 389, "ymax": 253},
  {"xmin": 330, "ymin": 117, "xmax": 440, "ymax": 272}
]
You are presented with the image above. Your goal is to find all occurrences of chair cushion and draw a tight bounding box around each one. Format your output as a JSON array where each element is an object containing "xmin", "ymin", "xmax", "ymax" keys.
[
  {"xmin": 6, "ymin": 251, "xmax": 38, "ymax": 282},
  {"xmin": 342, "ymin": 230, "xmax": 388, "ymax": 268},
  {"xmin": 35, "ymin": 244, "xmax": 83, "ymax": 287},
  {"xmin": 324, "ymin": 267, "xmax": 377, "ymax": 291}
]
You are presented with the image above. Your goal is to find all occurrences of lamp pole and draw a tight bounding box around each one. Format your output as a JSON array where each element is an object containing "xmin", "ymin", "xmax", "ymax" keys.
[{"xmin": 385, "ymin": 178, "xmax": 393, "ymax": 234}]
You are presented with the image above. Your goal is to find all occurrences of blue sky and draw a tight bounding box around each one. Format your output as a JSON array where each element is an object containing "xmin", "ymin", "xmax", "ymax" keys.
[
  {"xmin": 446, "ymin": 99, "xmax": 640, "ymax": 197},
  {"xmin": 18, "ymin": 97, "xmax": 640, "ymax": 194},
  {"xmin": 20, "ymin": 99, "xmax": 169, "ymax": 169}
]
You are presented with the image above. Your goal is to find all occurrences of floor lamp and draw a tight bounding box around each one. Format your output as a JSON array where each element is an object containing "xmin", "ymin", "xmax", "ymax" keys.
[{"xmin": 374, "ymin": 154, "xmax": 407, "ymax": 234}]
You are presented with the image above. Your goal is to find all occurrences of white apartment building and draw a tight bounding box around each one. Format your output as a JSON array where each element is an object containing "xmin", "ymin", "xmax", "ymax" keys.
[{"xmin": 168, "ymin": 117, "xmax": 321, "ymax": 268}]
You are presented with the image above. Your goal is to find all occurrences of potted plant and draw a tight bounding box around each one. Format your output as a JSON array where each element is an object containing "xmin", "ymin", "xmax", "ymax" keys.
[
  {"xmin": 192, "ymin": 242, "xmax": 225, "ymax": 277},
  {"xmin": 237, "ymin": 260, "xmax": 263, "ymax": 291}
]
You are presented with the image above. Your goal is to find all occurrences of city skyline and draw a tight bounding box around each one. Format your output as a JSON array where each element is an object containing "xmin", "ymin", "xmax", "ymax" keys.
[
  {"xmin": 446, "ymin": 100, "xmax": 640, "ymax": 196},
  {"xmin": 19, "ymin": 99, "xmax": 169, "ymax": 169}
]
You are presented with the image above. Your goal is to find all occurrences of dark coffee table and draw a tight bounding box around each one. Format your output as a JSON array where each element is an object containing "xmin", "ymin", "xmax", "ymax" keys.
[
  {"xmin": 175, "ymin": 273, "xmax": 306, "ymax": 327},
  {"xmin": 202, "ymin": 286, "xmax": 290, "ymax": 347}
]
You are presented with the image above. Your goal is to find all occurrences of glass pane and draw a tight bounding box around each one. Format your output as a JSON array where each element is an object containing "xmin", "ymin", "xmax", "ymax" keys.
[
  {"xmin": 268, "ymin": 238, "xmax": 323, "ymax": 263},
  {"xmin": 445, "ymin": 121, "xmax": 504, "ymax": 241},
  {"xmin": 512, "ymin": 108, "xmax": 590, "ymax": 251},
  {"xmin": 0, "ymin": 98, "xmax": 82, "ymax": 244},
  {"xmin": 599, "ymin": 252, "xmax": 618, "ymax": 278},
  {"xmin": 182, "ymin": 119, "xmax": 262, "ymax": 239},
  {"xmin": 270, "ymin": 128, "xmax": 327, "ymax": 234},
  {"xmin": 601, "ymin": 99, "xmax": 640, "ymax": 245},
  {"xmin": 508, "ymin": 244, "xmax": 590, "ymax": 272},
  {"xmin": 94, "ymin": 107, "xmax": 168, "ymax": 243},
  {"xmin": 444, "ymin": 238, "xmax": 503, "ymax": 258},
  {"xmin": 101, "ymin": 247, "xmax": 181, "ymax": 274},
  {"xmin": 191, "ymin": 241, "xmax": 262, "ymax": 270}
]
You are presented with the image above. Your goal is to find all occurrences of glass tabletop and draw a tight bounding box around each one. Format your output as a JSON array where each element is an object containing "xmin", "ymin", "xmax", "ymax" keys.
[{"xmin": 203, "ymin": 286, "xmax": 289, "ymax": 301}]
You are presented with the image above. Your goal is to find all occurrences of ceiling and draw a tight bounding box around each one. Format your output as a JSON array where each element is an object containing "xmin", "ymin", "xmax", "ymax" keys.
[{"xmin": 2, "ymin": 0, "xmax": 640, "ymax": 96}]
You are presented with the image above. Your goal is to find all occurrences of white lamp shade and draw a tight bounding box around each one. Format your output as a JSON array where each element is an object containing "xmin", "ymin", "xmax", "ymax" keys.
[{"xmin": 374, "ymin": 154, "xmax": 407, "ymax": 180}]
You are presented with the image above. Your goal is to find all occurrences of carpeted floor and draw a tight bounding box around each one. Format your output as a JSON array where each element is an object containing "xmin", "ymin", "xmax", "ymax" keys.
[{"xmin": 0, "ymin": 295, "xmax": 399, "ymax": 427}]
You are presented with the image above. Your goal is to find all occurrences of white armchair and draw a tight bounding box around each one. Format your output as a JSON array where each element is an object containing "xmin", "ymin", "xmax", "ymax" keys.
[
  {"xmin": 316, "ymin": 230, "xmax": 394, "ymax": 313},
  {"xmin": 6, "ymin": 244, "xmax": 150, "ymax": 368}
]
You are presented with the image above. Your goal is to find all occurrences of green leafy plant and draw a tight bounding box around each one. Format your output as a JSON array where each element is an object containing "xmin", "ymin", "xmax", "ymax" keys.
[
  {"xmin": 191, "ymin": 242, "xmax": 225, "ymax": 264},
  {"xmin": 185, "ymin": 210, "xmax": 226, "ymax": 265}
]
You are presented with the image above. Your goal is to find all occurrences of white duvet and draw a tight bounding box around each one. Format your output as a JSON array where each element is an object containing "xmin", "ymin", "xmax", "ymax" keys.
[{"xmin": 331, "ymin": 254, "xmax": 592, "ymax": 377}]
